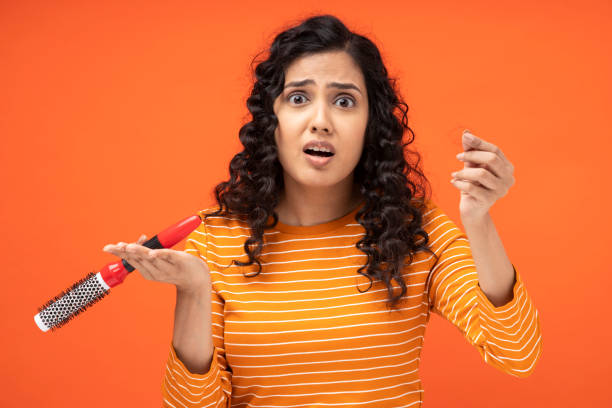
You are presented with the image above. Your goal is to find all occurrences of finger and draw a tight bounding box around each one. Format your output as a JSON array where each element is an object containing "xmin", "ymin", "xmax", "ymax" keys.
[
  {"xmin": 114, "ymin": 242, "xmax": 135, "ymax": 262},
  {"xmin": 104, "ymin": 236, "xmax": 146, "ymax": 254},
  {"xmin": 104, "ymin": 242, "xmax": 149, "ymax": 275},
  {"xmin": 451, "ymin": 167, "xmax": 499, "ymax": 190},
  {"xmin": 104, "ymin": 242, "xmax": 154, "ymax": 273},
  {"xmin": 450, "ymin": 178, "xmax": 494, "ymax": 203},
  {"xmin": 462, "ymin": 130, "xmax": 507, "ymax": 160},
  {"xmin": 124, "ymin": 243, "xmax": 161, "ymax": 280},
  {"xmin": 117, "ymin": 242, "xmax": 129, "ymax": 256},
  {"xmin": 457, "ymin": 150, "xmax": 504, "ymax": 177},
  {"xmin": 148, "ymin": 248, "xmax": 177, "ymax": 266},
  {"xmin": 103, "ymin": 242, "xmax": 126, "ymax": 255}
]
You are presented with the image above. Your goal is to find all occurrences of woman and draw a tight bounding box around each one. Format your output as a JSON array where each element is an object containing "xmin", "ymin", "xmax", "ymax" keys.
[{"xmin": 104, "ymin": 14, "xmax": 542, "ymax": 407}]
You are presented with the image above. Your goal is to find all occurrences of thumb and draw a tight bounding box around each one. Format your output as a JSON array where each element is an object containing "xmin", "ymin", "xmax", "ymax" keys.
[{"xmin": 137, "ymin": 234, "xmax": 147, "ymax": 244}]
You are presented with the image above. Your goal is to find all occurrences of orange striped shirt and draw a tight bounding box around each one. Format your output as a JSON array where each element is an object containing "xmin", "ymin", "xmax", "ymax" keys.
[{"xmin": 162, "ymin": 199, "xmax": 542, "ymax": 407}]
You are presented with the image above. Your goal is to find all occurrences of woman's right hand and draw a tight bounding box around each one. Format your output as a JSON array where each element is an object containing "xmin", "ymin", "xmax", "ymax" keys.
[{"xmin": 103, "ymin": 234, "xmax": 211, "ymax": 294}]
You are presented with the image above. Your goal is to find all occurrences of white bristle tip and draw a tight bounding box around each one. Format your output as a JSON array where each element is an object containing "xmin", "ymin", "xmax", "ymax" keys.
[{"xmin": 34, "ymin": 313, "xmax": 50, "ymax": 332}]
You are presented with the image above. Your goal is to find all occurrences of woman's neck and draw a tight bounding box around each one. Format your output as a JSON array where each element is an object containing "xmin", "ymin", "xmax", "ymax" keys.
[{"xmin": 275, "ymin": 182, "xmax": 363, "ymax": 227}]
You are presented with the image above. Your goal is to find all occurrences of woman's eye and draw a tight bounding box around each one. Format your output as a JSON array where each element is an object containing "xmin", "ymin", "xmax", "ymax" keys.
[
  {"xmin": 288, "ymin": 94, "xmax": 307, "ymax": 104},
  {"xmin": 288, "ymin": 93, "xmax": 355, "ymax": 108},
  {"xmin": 335, "ymin": 97, "xmax": 355, "ymax": 108}
]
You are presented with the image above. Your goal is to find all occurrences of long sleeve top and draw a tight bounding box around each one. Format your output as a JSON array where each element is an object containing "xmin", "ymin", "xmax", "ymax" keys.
[{"xmin": 161, "ymin": 199, "xmax": 542, "ymax": 407}]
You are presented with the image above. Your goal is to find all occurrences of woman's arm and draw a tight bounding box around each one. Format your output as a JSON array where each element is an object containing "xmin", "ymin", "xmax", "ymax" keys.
[
  {"xmin": 463, "ymin": 213, "xmax": 516, "ymax": 307},
  {"xmin": 172, "ymin": 283, "xmax": 215, "ymax": 374},
  {"xmin": 450, "ymin": 130, "xmax": 518, "ymax": 306}
]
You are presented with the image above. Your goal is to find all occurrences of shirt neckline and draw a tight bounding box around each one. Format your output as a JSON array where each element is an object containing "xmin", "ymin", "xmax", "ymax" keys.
[{"xmin": 271, "ymin": 200, "xmax": 365, "ymax": 235}]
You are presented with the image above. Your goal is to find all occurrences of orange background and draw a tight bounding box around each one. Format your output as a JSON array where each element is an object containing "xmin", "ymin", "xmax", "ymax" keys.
[{"xmin": 1, "ymin": 0, "xmax": 610, "ymax": 406}]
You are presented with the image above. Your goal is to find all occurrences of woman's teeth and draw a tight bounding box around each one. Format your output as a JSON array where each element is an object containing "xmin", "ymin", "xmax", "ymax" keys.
[{"xmin": 305, "ymin": 149, "xmax": 334, "ymax": 157}]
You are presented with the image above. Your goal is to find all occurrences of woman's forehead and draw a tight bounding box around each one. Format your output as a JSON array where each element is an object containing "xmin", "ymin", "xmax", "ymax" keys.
[{"xmin": 284, "ymin": 51, "xmax": 365, "ymax": 88}]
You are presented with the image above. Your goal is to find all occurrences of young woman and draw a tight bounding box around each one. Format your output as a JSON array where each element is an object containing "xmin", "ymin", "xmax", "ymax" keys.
[{"xmin": 104, "ymin": 14, "xmax": 542, "ymax": 407}]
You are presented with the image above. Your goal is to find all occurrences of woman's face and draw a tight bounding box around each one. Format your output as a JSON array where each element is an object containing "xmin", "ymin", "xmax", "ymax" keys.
[{"xmin": 273, "ymin": 50, "xmax": 368, "ymax": 192}]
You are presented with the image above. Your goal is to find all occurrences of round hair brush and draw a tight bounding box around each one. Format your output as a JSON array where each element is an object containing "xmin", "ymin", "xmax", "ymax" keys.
[{"xmin": 34, "ymin": 214, "xmax": 202, "ymax": 332}]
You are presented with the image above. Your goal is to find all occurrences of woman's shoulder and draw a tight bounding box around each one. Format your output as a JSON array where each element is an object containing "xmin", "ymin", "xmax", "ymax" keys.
[
  {"xmin": 197, "ymin": 204, "xmax": 252, "ymax": 233},
  {"xmin": 409, "ymin": 196, "xmax": 438, "ymax": 219},
  {"xmin": 411, "ymin": 197, "xmax": 457, "ymax": 232}
]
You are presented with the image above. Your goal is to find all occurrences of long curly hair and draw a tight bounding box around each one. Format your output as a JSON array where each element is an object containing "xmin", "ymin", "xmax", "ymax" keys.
[{"xmin": 203, "ymin": 14, "xmax": 439, "ymax": 309}]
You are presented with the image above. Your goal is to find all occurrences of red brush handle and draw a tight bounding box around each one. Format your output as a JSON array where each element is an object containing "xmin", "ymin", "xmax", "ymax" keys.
[
  {"xmin": 100, "ymin": 214, "xmax": 202, "ymax": 287},
  {"xmin": 157, "ymin": 214, "xmax": 202, "ymax": 247}
]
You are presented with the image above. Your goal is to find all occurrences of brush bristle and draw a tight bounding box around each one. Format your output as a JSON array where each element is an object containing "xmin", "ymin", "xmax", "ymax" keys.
[{"xmin": 36, "ymin": 271, "xmax": 110, "ymax": 331}]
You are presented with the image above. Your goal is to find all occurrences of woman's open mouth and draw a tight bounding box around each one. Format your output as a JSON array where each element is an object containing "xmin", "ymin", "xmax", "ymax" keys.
[{"xmin": 303, "ymin": 149, "xmax": 334, "ymax": 167}]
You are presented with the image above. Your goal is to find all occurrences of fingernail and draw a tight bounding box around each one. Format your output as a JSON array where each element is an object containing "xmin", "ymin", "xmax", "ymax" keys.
[
  {"xmin": 456, "ymin": 153, "xmax": 465, "ymax": 160},
  {"xmin": 463, "ymin": 132, "xmax": 474, "ymax": 142}
]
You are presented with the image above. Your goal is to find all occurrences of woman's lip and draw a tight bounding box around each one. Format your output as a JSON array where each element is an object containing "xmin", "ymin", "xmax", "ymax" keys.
[
  {"xmin": 303, "ymin": 140, "xmax": 336, "ymax": 154},
  {"xmin": 304, "ymin": 151, "xmax": 334, "ymax": 167}
]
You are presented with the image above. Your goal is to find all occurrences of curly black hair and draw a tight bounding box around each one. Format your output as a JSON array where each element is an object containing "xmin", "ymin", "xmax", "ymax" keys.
[{"xmin": 203, "ymin": 13, "xmax": 439, "ymax": 309}]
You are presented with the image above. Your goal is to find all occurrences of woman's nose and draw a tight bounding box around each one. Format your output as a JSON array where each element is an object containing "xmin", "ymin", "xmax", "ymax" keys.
[
  {"xmin": 310, "ymin": 101, "xmax": 332, "ymax": 133},
  {"xmin": 311, "ymin": 125, "xmax": 330, "ymax": 132}
]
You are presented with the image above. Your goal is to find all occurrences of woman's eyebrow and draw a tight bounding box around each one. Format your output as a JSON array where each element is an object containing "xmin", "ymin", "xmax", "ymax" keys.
[{"xmin": 284, "ymin": 79, "xmax": 362, "ymax": 95}]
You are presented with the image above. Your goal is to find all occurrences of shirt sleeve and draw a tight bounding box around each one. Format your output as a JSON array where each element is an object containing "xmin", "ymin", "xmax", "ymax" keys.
[
  {"xmin": 424, "ymin": 206, "xmax": 543, "ymax": 378},
  {"xmin": 161, "ymin": 214, "xmax": 233, "ymax": 407}
]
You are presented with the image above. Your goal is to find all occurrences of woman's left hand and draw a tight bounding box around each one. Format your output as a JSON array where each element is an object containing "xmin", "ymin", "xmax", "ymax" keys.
[{"xmin": 450, "ymin": 130, "xmax": 515, "ymax": 222}]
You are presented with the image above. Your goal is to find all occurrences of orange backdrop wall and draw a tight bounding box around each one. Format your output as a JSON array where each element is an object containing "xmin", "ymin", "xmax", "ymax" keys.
[{"xmin": 1, "ymin": 0, "xmax": 610, "ymax": 406}]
